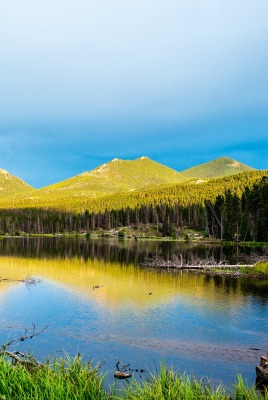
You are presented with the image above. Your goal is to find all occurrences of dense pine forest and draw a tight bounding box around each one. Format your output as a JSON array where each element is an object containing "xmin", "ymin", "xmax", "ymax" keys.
[{"xmin": 0, "ymin": 175, "xmax": 267, "ymax": 242}]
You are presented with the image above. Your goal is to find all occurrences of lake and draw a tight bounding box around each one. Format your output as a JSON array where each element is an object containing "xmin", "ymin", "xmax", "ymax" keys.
[{"xmin": 0, "ymin": 237, "xmax": 267, "ymax": 387}]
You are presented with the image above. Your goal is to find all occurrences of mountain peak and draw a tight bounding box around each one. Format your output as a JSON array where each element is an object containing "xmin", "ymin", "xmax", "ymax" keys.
[
  {"xmin": 41, "ymin": 156, "xmax": 185, "ymax": 199},
  {"xmin": 111, "ymin": 158, "xmax": 122, "ymax": 162},
  {"xmin": 137, "ymin": 156, "xmax": 149, "ymax": 160},
  {"xmin": 181, "ymin": 156, "xmax": 255, "ymax": 179}
]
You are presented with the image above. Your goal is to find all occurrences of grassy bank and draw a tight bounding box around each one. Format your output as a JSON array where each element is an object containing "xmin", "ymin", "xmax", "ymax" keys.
[
  {"xmin": 202, "ymin": 261, "xmax": 268, "ymax": 279},
  {"xmin": 241, "ymin": 261, "xmax": 268, "ymax": 277},
  {"xmin": 0, "ymin": 356, "xmax": 267, "ymax": 400}
]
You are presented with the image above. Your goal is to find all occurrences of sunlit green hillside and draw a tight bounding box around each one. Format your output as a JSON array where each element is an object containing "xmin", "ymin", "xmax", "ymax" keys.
[
  {"xmin": 0, "ymin": 169, "xmax": 267, "ymax": 213},
  {"xmin": 0, "ymin": 169, "xmax": 33, "ymax": 198},
  {"xmin": 181, "ymin": 156, "xmax": 254, "ymax": 179},
  {"xmin": 46, "ymin": 156, "xmax": 186, "ymax": 193},
  {"xmin": 0, "ymin": 157, "xmax": 186, "ymax": 206},
  {"xmin": 67, "ymin": 169, "xmax": 268, "ymax": 212}
]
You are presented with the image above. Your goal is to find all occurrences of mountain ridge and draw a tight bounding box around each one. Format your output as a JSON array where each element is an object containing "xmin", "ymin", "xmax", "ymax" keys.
[
  {"xmin": 0, "ymin": 156, "xmax": 259, "ymax": 209},
  {"xmin": 38, "ymin": 156, "xmax": 186, "ymax": 197}
]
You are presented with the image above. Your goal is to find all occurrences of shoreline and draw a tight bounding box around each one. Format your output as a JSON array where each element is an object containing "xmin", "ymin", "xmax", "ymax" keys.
[{"xmin": 0, "ymin": 233, "xmax": 268, "ymax": 247}]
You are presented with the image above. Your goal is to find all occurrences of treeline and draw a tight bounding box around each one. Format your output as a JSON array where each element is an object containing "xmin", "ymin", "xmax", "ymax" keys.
[
  {"xmin": 207, "ymin": 176, "xmax": 268, "ymax": 241},
  {"xmin": 0, "ymin": 204, "xmax": 204, "ymax": 235},
  {"xmin": 0, "ymin": 177, "xmax": 267, "ymax": 242}
]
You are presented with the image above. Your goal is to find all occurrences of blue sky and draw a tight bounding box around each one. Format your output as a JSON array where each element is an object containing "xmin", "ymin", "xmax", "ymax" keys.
[{"xmin": 0, "ymin": 0, "xmax": 267, "ymax": 188}]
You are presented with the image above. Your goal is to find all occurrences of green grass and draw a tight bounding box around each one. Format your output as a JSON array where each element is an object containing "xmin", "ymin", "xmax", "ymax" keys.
[
  {"xmin": 0, "ymin": 356, "xmax": 267, "ymax": 400},
  {"xmin": 0, "ymin": 355, "xmax": 106, "ymax": 400},
  {"xmin": 181, "ymin": 156, "xmax": 254, "ymax": 179},
  {"xmin": 241, "ymin": 261, "xmax": 268, "ymax": 276}
]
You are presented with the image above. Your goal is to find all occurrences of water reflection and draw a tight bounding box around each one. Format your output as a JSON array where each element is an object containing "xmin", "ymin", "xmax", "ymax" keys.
[
  {"xmin": 0, "ymin": 237, "xmax": 267, "ymax": 265},
  {"xmin": 0, "ymin": 255, "xmax": 268, "ymax": 308},
  {"xmin": 0, "ymin": 238, "xmax": 267, "ymax": 387}
]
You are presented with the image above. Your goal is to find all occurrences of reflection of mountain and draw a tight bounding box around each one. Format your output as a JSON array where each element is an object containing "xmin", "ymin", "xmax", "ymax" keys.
[{"xmin": 0, "ymin": 255, "xmax": 266, "ymax": 311}]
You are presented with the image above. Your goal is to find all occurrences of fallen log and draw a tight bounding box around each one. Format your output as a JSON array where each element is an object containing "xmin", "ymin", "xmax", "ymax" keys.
[{"xmin": 140, "ymin": 255, "xmax": 254, "ymax": 270}]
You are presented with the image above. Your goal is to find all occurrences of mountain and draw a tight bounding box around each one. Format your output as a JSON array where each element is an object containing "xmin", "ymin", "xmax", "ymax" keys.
[
  {"xmin": 180, "ymin": 156, "xmax": 255, "ymax": 179},
  {"xmin": 37, "ymin": 157, "xmax": 186, "ymax": 196},
  {"xmin": 0, "ymin": 169, "xmax": 33, "ymax": 198},
  {"xmin": 0, "ymin": 156, "xmax": 263, "ymax": 213},
  {"xmin": 2, "ymin": 157, "xmax": 186, "ymax": 208}
]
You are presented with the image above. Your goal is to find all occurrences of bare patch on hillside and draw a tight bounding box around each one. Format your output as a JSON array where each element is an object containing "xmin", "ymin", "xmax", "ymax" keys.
[{"xmin": 229, "ymin": 161, "xmax": 241, "ymax": 168}]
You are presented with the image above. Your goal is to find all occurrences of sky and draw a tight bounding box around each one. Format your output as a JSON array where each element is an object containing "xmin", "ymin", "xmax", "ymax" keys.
[{"xmin": 0, "ymin": 0, "xmax": 268, "ymax": 188}]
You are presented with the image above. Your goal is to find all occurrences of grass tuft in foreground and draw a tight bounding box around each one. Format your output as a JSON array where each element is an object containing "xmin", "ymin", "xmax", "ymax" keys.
[
  {"xmin": 0, "ymin": 354, "xmax": 107, "ymax": 400},
  {"xmin": 123, "ymin": 366, "xmax": 267, "ymax": 400},
  {"xmin": 0, "ymin": 356, "xmax": 267, "ymax": 400}
]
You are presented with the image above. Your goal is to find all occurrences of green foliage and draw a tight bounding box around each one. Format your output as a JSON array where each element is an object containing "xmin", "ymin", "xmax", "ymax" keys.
[
  {"xmin": 181, "ymin": 156, "xmax": 254, "ymax": 179},
  {"xmin": 206, "ymin": 176, "xmax": 268, "ymax": 242},
  {"xmin": 118, "ymin": 229, "xmax": 126, "ymax": 238}
]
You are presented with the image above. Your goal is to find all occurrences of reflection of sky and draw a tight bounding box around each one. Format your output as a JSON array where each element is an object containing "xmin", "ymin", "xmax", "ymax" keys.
[
  {"xmin": 0, "ymin": 264, "xmax": 267, "ymax": 386},
  {"xmin": 0, "ymin": 1, "xmax": 267, "ymax": 187}
]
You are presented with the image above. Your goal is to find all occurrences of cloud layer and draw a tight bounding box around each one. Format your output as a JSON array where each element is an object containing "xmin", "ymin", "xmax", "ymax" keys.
[{"xmin": 0, "ymin": 0, "xmax": 267, "ymax": 186}]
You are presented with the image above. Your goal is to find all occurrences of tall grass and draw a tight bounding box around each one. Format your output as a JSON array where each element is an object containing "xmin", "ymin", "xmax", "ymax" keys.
[
  {"xmin": 0, "ymin": 356, "xmax": 267, "ymax": 400},
  {"xmin": 123, "ymin": 366, "xmax": 268, "ymax": 400},
  {"xmin": 0, "ymin": 355, "xmax": 108, "ymax": 400}
]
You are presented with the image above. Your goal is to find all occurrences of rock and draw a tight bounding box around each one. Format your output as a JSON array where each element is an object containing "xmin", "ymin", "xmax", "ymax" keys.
[
  {"xmin": 256, "ymin": 356, "xmax": 268, "ymax": 383},
  {"xmin": 114, "ymin": 371, "xmax": 132, "ymax": 379},
  {"xmin": 256, "ymin": 366, "xmax": 268, "ymax": 382},
  {"xmin": 260, "ymin": 356, "xmax": 268, "ymax": 368}
]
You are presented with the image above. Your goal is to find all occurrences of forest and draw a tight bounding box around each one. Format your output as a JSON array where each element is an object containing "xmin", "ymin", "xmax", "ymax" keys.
[{"xmin": 0, "ymin": 176, "xmax": 267, "ymax": 242}]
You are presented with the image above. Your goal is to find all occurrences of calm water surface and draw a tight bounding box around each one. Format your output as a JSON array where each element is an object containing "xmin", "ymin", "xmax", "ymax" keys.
[{"xmin": 0, "ymin": 237, "xmax": 267, "ymax": 387}]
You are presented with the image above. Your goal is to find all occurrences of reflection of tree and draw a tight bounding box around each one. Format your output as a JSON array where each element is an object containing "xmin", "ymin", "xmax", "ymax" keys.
[{"xmin": 0, "ymin": 238, "xmax": 266, "ymax": 267}]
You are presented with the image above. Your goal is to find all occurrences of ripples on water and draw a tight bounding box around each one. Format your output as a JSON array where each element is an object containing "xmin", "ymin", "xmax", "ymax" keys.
[{"xmin": 0, "ymin": 237, "xmax": 267, "ymax": 387}]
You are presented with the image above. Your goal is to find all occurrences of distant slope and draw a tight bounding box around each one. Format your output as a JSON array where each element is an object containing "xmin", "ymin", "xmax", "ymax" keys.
[
  {"xmin": 0, "ymin": 169, "xmax": 34, "ymax": 198},
  {"xmin": 0, "ymin": 157, "xmax": 186, "ymax": 208},
  {"xmin": 181, "ymin": 156, "xmax": 255, "ymax": 179},
  {"xmin": 68, "ymin": 169, "xmax": 268, "ymax": 212},
  {"xmin": 34, "ymin": 156, "xmax": 186, "ymax": 196}
]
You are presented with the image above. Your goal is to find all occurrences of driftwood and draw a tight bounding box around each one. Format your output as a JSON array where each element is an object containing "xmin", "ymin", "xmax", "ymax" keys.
[
  {"xmin": 114, "ymin": 361, "xmax": 145, "ymax": 380},
  {"xmin": 140, "ymin": 254, "xmax": 254, "ymax": 270},
  {"xmin": 114, "ymin": 361, "xmax": 132, "ymax": 379},
  {"xmin": 0, "ymin": 324, "xmax": 48, "ymax": 369},
  {"xmin": 233, "ymin": 250, "xmax": 268, "ymax": 264},
  {"xmin": 0, "ymin": 276, "xmax": 40, "ymax": 286}
]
